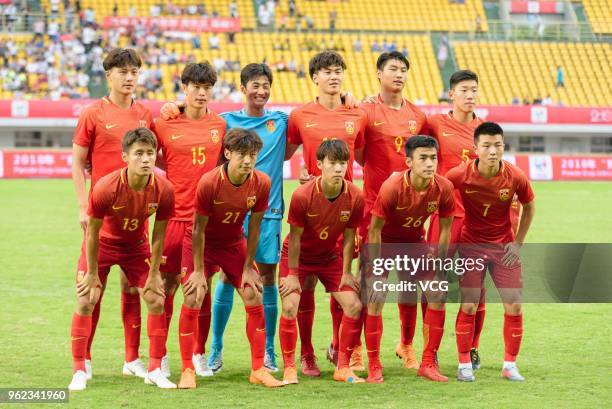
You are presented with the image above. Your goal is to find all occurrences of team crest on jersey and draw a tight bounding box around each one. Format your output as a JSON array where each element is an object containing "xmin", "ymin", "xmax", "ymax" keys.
[
  {"xmin": 246, "ymin": 196, "xmax": 257, "ymax": 209},
  {"xmin": 266, "ymin": 119, "xmax": 275, "ymax": 133},
  {"xmin": 139, "ymin": 120, "xmax": 148, "ymax": 128},
  {"xmin": 499, "ymin": 188, "xmax": 510, "ymax": 201},
  {"xmin": 340, "ymin": 210, "xmax": 351, "ymax": 222},
  {"xmin": 180, "ymin": 267, "xmax": 187, "ymax": 279},
  {"xmin": 427, "ymin": 201, "xmax": 438, "ymax": 213},
  {"xmin": 147, "ymin": 203, "xmax": 158, "ymax": 214},
  {"xmin": 211, "ymin": 129, "xmax": 219, "ymax": 143},
  {"xmin": 408, "ymin": 120, "xmax": 417, "ymax": 134},
  {"xmin": 345, "ymin": 121, "xmax": 355, "ymax": 135}
]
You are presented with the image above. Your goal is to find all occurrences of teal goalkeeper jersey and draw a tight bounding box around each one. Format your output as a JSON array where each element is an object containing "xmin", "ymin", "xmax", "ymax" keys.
[{"xmin": 221, "ymin": 109, "xmax": 288, "ymax": 219}]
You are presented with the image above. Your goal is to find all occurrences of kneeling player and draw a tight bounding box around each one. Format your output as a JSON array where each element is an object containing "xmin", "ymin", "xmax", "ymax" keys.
[
  {"xmin": 69, "ymin": 128, "xmax": 176, "ymax": 390},
  {"xmin": 446, "ymin": 122, "xmax": 535, "ymax": 382},
  {"xmin": 278, "ymin": 140, "xmax": 365, "ymax": 384},
  {"xmin": 366, "ymin": 135, "xmax": 455, "ymax": 383},
  {"xmin": 186, "ymin": 128, "xmax": 283, "ymax": 388}
]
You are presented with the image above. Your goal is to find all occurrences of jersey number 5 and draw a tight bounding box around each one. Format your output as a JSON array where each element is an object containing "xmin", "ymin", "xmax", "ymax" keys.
[{"xmin": 191, "ymin": 146, "xmax": 206, "ymax": 165}]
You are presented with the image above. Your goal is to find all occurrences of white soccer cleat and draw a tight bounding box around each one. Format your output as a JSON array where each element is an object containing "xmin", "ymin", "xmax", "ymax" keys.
[
  {"xmin": 193, "ymin": 353, "xmax": 214, "ymax": 377},
  {"xmin": 502, "ymin": 363, "xmax": 525, "ymax": 382},
  {"xmin": 68, "ymin": 370, "xmax": 88, "ymax": 391},
  {"xmin": 85, "ymin": 359, "xmax": 92, "ymax": 380},
  {"xmin": 145, "ymin": 368, "xmax": 177, "ymax": 389},
  {"xmin": 457, "ymin": 366, "xmax": 476, "ymax": 382},
  {"xmin": 123, "ymin": 358, "xmax": 147, "ymax": 378},
  {"xmin": 161, "ymin": 354, "xmax": 171, "ymax": 378}
]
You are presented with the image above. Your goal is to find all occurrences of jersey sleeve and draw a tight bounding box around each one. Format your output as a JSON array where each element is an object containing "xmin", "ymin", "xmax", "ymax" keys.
[
  {"xmin": 87, "ymin": 180, "xmax": 113, "ymax": 219},
  {"xmin": 347, "ymin": 191, "xmax": 365, "ymax": 229},
  {"xmin": 195, "ymin": 177, "xmax": 213, "ymax": 216},
  {"xmin": 154, "ymin": 118, "xmax": 165, "ymax": 151},
  {"xmin": 287, "ymin": 110, "xmax": 302, "ymax": 146},
  {"xmin": 287, "ymin": 188, "xmax": 307, "ymax": 227},
  {"xmin": 514, "ymin": 169, "xmax": 535, "ymax": 204},
  {"xmin": 444, "ymin": 165, "xmax": 464, "ymax": 189},
  {"xmin": 252, "ymin": 174, "xmax": 271, "ymax": 213},
  {"xmin": 371, "ymin": 180, "xmax": 395, "ymax": 220},
  {"xmin": 73, "ymin": 106, "xmax": 96, "ymax": 147},
  {"xmin": 155, "ymin": 182, "xmax": 175, "ymax": 221},
  {"xmin": 354, "ymin": 111, "xmax": 367, "ymax": 149},
  {"xmin": 438, "ymin": 180, "xmax": 455, "ymax": 218}
]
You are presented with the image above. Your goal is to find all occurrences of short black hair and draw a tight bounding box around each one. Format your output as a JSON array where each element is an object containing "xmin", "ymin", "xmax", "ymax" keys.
[
  {"xmin": 122, "ymin": 127, "xmax": 157, "ymax": 152},
  {"xmin": 181, "ymin": 62, "xmax": 217, "ymax": 86},
  {"xmin": 316, "ymin": 139, "xmax": 350, "ymax": 162},
  {"xmin": 376, "ymin": 51, "xmax": 409, "ymax": 71},
  {"xmin": 474, "ymin": 122, "xmax": 504, "ymax": 143},
  {"xmin": 309, "ymin": 50, "xmax": 347, "ymax": 80},
  {"xmin": 449, "ymin": 69, "xmax": 478, "ymax": 89},
  {"xmin": 223, "ymin": 128, "xmax": 263, "ymax": 155},
  {"xmin": 240, "ymin": 63, "xmax": 273, "ymax": 87},
  {"xmin": 103, "ymin": 48, "xmax": 142, "ymax": 71},
  {"xmin": 404, "ymin": 135, "xmax": 438, "ymax": 158}
]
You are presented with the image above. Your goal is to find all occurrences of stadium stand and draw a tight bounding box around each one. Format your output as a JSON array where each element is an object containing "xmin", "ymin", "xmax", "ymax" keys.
[{"xmin": 582, "ymin": 0, "xmax": 612, "ymax": 34}]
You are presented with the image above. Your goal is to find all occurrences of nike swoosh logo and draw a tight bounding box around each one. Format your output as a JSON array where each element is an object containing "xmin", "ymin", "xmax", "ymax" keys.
[
  {"xmin": 395, "ymin": 206, "xmax": 408, "ymax": 210},
  {"xmin": 106, "ymin": 124, "xmax": 118, "ymax": 129},
  {"xmin": 71, "ymin": 336, "xmax": 85, "ymax": 341},
  {"xmin": 213, "ymin": 200, "xmax": 225, "ymax": 205},
  {"xmin": 465, "ymin": 190, "xmax": 478, "ymax": 194},
  {"xmin": 171, "ymin": 134, "xmax": 184, "ymax": 140},
  {"xmin": 442, "ymin": 132, "xmax": 454, "ymax": 137},
  {"xmin": 306, "ymin": 123, "xmax": 317, "ymax": 128},
  {"xmin": 256, "ymin": 328, "xmax": 266, "ymax": 333},
  {"xmin": 512, "ymin": 333, "xmax": 522, "ymax": 338},
  {"xmin": 132, "ymin": 324, "xmax": 141, "ymax": 329},
  {"xmin": 112, "ymin": 205, "xmax": 126, "ymax": 210},
  {"xmin": 456, "ymin": 331, "xmax": 470, "ymax": 335},
  {"xmin": 306, "ymin": 213, "xmax": 319, "ymax": 217},
  {"xmin": 180, "ymin": 332, "xmax": 194, "ymax": 337},
  {"xmin": 373, "ymin": 121, "xmax": 386, "ymax": 126},
  {"xmin": 282, "ymin": 349, "xmax": 295, "ymax": 354}
]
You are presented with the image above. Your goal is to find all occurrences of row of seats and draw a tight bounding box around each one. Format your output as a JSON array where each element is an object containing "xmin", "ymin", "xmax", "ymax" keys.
[{"xmin": 582, "ymin": 0, "xmax": 612, "ymax": 34}]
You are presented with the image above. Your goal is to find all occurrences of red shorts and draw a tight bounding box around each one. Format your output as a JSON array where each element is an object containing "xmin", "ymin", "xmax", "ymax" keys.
[
  {"xmin": 161, "ymin": 219, "xmax": 190, "ymax": 274},
  {"xmin": 279, "ymin": 254, "xmax": 354, "ymax": 293},
  {"xmin": 426, "ymin": 212, "xmax": 464, "ymax": 256},
  {"xmin": 181, "ymin": 238, "xmax": 247, "ymax": 288},
  {"xmin": 76, "ymin": 238, "xmax": 151, "ymax": 288},
  {"xmin": 370, "ymin": 242, "xmax": 437, "ymax": 282},
  {"xmin": 457, "ymin": 243, "xmax": 522, "ymax": 289}
]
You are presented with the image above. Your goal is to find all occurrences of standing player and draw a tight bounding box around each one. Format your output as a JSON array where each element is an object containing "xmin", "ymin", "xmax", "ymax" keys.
[
  {"xmin": 278, "ymin": 140, "xmax": 365, "ymax": 384},
  {"xmin": 186, "ymin": 128, "xmax": 283, "ymax": 387},
  {"xmin": 426, "ymin": 70, "xmax": 486, "ymax": 369},
  {"xmin": 285, "ymin": 50, "xmax": 368, "ymax": 376},
  {"xmin": 366, "ymin": 135, "xmax": 454, "ymax": 383},
  {"xmin": 155, "ymin": 62, "xmax": 226, "ymax": 387},
  {"xmin": 445, "ymin": 122, "xmax": 535, "ymax": 382},
  {"xmin": 359, "ymin": 51, "xmax": 428, "ymax": 370},
  {"xmin": 71, "ymin": 48, "xmax": 154, "ymax": 380},
  {"xmin": 69, "ymin": 128, "xmax": 175, "ymax": 390}
]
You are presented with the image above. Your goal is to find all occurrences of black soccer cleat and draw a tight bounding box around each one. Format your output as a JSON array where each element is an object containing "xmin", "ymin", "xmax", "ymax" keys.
[{"xmin": 470, "ymin": 348, "xmax": 481, "ymax": 370}]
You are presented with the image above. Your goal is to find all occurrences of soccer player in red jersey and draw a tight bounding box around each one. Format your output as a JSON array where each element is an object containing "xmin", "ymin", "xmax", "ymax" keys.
[
  {"xmin": 360, "ymin": 51, "xmax": 428, "ymax": 370},
  {"xmin": 426, "ymin": 70, "xmax": 488, "ymax": 368},
  {"xmin": 278, "ymin": 140, "xmax": 365, "ymax": 384},
  {"xmin": 285, "ymin": 50, "xmax": 368, "ymax": 376},
  {"xmin": 155, "ymin": 62, "xmax": 226, "ymax": 387},
  {"xmin": 366, "ymin": 136, "xmax": 455, "ymax": 383},
  {"xmin": 71, "ymin": 48, "xmax": 154, "ymax": 380},
  {"xmin": 68, "ymin": 128, "xmax": 175, "ymax": 391},
  {"xmin": 445, "ymin": 122, "xmax": 535, "ymax": 382},
  {"xmin": 186, "ymin": 128, "xmax": 283, "ymax": 388}
]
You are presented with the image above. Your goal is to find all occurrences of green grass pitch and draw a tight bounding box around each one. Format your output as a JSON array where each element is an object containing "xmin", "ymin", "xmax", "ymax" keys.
[{"xmin": 0, "ymin": 180, "xmax": 611, "ymax": 408}]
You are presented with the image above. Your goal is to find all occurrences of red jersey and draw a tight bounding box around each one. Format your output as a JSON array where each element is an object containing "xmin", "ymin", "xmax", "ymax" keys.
[
  {"xmin": 361, "ymin": 96, "xmax": 427, "ymax": 209},
  {"xmin": 287, "ymin": 100, "xmax": 367, "ymax": 181},
  {"xmin": 445, "ymin": 160, "xmax": 534, "ymax": 243},
  {"xmin": 284, "ymin": 177, "xmax": 364, "ymax": 264},
  {"xmin": 88, "ymin": 168, "xmax": 175, "ymax": 245},
  {"xmin": 372, "ymin": 171, "xmax": 454, "ymax": 243},
  {"xmin": 195, "ymin": 165, "xmax": 271, "ymax": 248},
  {"xmin": 156, "ymin": 111, "xmax": 226, "ymax": 221},
  {"xmin": 73, "ymin": 97, "xmax": 155, "ymax": 187}
]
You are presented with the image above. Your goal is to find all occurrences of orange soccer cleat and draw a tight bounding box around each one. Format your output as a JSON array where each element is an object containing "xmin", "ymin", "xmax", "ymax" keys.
[
  {"xmin": 300, "ymin": 353, "xmax": 321, "ymax": 377},
  {"xmin": 366, "ymin": 363, "xmax": 384, "ymax": 384},
  {"xmin": 178, "ymin": 368, "xmax": 196, "ymax": 389},
  {"xmin": 334, "ymin": 367, "xmax": 365, "ymax": 384},
  {"xmin": 396, "ymin": 342, "xmax": 420, "ymax": 369},
  {"xmin": 349, "ymin": 344, "xmax": 365, "ymax": 371},
  {"xmin": 249, "ymin": 368, "xmax": 284, "ymax": 388},
  {"xmin": 417, "ymin": 363, "xmax": 449, "ymax": 382},
  {"xmin": 283, "ymin": 366, "xmax": 299, "ymax": 385}
]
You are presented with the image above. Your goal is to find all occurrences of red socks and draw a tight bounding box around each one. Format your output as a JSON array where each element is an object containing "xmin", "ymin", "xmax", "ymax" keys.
[
  {"xmin": 330, "ymin": 297, "xmax": 343, "ymax": 350},
  {"xmin": 178, "ymin": 305, "xmax": 199, "ymax": 370},
  {"xmin": 472, "ymin": 289, "xmax": 486, "ymax": 349},
  {"xmin": 121, "ymin": 292, "xmax": 141, "ymax": 362},
  {"xmin": 503, "ymin": 313, "xmax": 523, "ymax": 361},
  {"xmin": 364, "ymin": 314, "xmax": 383, "ymax": 366},
  {"xmin": 71, "ymin": 313, "xmax": 92, "ymax": 373},
  {"xmin": 147, "ymin": 313, "xmax": 167, "ymax": 371},
  {"xmin": 279, "ymin": 316, "xmax": 298, "ymax": 368},
  {"xmin": 245, "ymin": 305, "xmax": 266, "ymax": 370},
  {"xmin": 456, "ymin": 309, "xmax": 476, "ymax": 364},
  {"xmin": 162, "ymin": 292, "xmax": 175, "ymax": 356},
  {"xmin": 297, "ymin": 290, "xmax": 315, "ymax": 356},
  {"xmin": 422, "ymin": 308, "xmax": 445, "ymax": 365},
  {"xmin": 398, "ymin": 303, "xmax": 417, "ymax": 345},
  {"xmin": 194, "ymin": 291, "xmax": 211, "ymax": 355},
  {"xmin": 86, "ymin": 292, "xmax": 103, "ymax": 360},
  {"xmin": 337, "ymin": 315, "xmax": 362, "ymax": 369}
]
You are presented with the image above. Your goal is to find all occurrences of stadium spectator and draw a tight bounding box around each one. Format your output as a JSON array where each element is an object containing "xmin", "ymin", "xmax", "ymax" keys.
[
  {"xmin": 522, "ymin": 95, "xmax": 531, "ymax": 105},
  {"xmin": 305, "ymin": 14, "xmax": 314, "ymax": 31},
  {"xmin": 401, "ymin": 45, "xmax": 409, "ymax": 59},
  {"xmin": 209, "ymin": 33, "xmax": 220, "ymax": 50},
  {"xmin": 296, "ymin": 65, "xmax": 306, "ymax": 79},
  {"xmin": 353, "ymin": 37, "xmax": 362, "ymax": 52},
  {"xmin": 329, "ymin": 9, "xmax": 337, "ymax": 34},
  {"xmin": 112, "ymin": 3, "xmax": 118, "ymax": 17},
  {"xmin": 512, "ymin": 96, "xmax": 520, "ymax": 105},
  {"xmin": 475, "ymin": 14, "xmax": 483, "ymax": 36},
  {"xmin": 84, "ymin": 7, "xmax": 95, "ymax": 25},
  {"xmin": 371, "ymin": 40, "xmax": 380, "ymax": 52},
  {"xmin": 437, "ymin": 42, "xmax": 448, "ymax": 69},
  {"xmin": 542, "ymin": 95, "xmax": 553, "ymax": 106},
  {"xmin": 229, "ymin": 0, "xmax": 239, "ymax": 18},
  {"xmin": 556, "ymin": 65, "xmax": 565, "ymax": 88},
  {"xmin": 258, "ymin": 3, "xmax": 271, "ymax": 27},
  {"xmin": 533, "ymin": 95, "xmax": 543, "ymax": 105}
]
